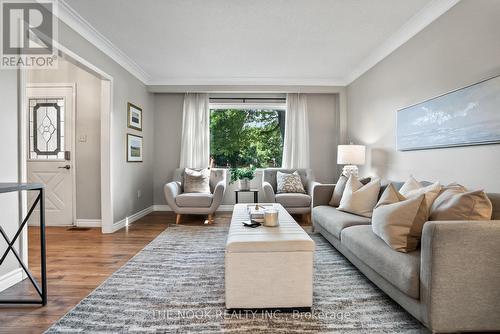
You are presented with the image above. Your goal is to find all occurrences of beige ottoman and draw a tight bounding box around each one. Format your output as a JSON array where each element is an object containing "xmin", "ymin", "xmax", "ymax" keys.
[{"xmin": 225, "ymin": 204, "xmax": 315, "ymax": 309}]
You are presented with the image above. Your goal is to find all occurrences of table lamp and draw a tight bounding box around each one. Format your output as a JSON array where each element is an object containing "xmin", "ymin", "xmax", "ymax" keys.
[{"xmin": 337, "ymin": 144, "xmax": 366, "ymax": 177}]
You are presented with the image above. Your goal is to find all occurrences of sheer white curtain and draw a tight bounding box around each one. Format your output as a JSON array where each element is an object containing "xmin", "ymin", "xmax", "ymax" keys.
[
  {"xmin": 282, "ymin": 93, "xmax": 310, "ymax": 168},
  {"xmin": 179, "ymin": 93, "xmax": 210, "ymax": 168}
]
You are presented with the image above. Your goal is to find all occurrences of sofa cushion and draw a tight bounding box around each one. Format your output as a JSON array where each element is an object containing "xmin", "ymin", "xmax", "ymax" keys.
[
  {"xmin": 183, "ymin": 168, "xmax": 211, "ymax": 193},
  {"xmin": 399, "ymin": 176, "xmax": 441, "ymax": 212},
  {"xmin": 372, "ymin": 184, "xmax": 428, "ymax": 253},
  {"xmin": 275, "ymin": 193, "xmax": 311, "ymax": 208},
  {"xmin": 430, "ymin": 183, "xmax": 493, "ymax": 221},
  {"xmin": 176, "ymin": 193, "xmax": 213, "ymax": 207},
  {"xmin": 329, "ymin": 175, "xmax": 348, "ymax": 207},
  {"xmin": 338, "ymin": 176, "xmax": 381, "ymax": 218},
  {"xmin": 276, "ymin": 171, "xmax": 306, "ymax": 194},
  {"xmin": 329, "ymin": 176, "xmax": 371, "ymax": 207},
  {"xmin": 313, "ymin": 206, "xmax": 371, "ymax": 239},
  {"xmin": 263, "ymin": 169, "xmax": 309, "ymax": 193},
  {"xmin": 341, "ymin": 225, "xmax": 421, "ymax": 299}
]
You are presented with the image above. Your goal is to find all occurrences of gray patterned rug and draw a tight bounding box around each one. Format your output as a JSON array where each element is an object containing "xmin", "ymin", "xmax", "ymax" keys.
[{"xmin": 45, "ymin": 224, "xmax": 426, "ymax": 333}]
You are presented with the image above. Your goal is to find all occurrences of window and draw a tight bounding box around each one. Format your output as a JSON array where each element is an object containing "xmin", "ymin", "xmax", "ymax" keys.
[
  {"xmin": 29, "ymin": 98, "xmax": 66, "ymax": 160},
  {"xmin": 210, "ymin": 105, "xmax": 286, "ymax": 168}
]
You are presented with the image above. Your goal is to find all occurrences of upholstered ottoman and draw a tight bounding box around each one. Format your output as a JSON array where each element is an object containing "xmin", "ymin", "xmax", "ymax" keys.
[{"xmin": 225, "ymin": 203, "xmax": 315, "ymax": 310}]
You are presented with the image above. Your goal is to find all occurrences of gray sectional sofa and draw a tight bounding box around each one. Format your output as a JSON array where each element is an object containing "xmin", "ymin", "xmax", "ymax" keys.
[{"xmin": 312, "ymin": 181, "xmax": 500, "ymax": 333}]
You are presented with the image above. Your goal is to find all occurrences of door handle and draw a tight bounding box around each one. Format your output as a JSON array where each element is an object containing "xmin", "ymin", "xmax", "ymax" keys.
[{"xmin": 58, "ymin": 165, "xmax": 71, "ymax": 170}]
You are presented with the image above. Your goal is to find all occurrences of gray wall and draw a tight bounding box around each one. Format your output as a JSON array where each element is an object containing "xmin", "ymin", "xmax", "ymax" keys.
[
  {"xmin": 307, "ymin": 94, "xmax": 340, "ymax": 184},
  {"xmin": 153, "ymin": 93, "xmax": 339, "ymax": 206},
  {"xmin": 153, "ymin": 93, "xmax": 184, "ymax": 206},
  {"xmin": 346, "ymin": 0, "xmax": 500, "ymax": 191},
  {"xmin": 58, "ymin": 21, "xmax": 155, "ymax": 222},
  {"xmin": 28, "ymin": 58, "xmax": 102, "ymax": 220},
  {"xmin": 0, "ymin": 71, "xmax": 20, "ymax": 280}
]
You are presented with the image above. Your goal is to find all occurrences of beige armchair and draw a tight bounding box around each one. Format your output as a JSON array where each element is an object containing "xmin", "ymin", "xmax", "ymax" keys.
[
  {"xmin": 262, "ymin": 168, "xmax": 315, "ymax": 222},
  {"xmin": 164, "ymin": 168, "xmax": 227, "ymax": 224}
]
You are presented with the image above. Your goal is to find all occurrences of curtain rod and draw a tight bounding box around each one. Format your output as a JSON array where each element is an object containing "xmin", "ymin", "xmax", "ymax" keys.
[{"xmin": 209, "ymin": 97, "xmax": 286, "ymax": 101}]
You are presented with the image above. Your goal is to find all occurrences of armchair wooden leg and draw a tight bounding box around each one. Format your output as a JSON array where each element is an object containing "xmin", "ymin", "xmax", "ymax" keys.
[
  {"xmin": 176, "ymin": 214, "xmax": 181, "ymax": 225},
  {"xmin": 208, "ymin": 213, "xmax": 214, "ymax": 224},
  {"xmin": 302, "ymin": 213, "xmax": 312, "ymax": 225}
]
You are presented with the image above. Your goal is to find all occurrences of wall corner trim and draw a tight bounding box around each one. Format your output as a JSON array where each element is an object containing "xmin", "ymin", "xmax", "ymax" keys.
[
  {"xmin": 346, "ymin": 0, "xmax": 461, "ymax": 84},
  {"xmin": 57, "ymin": 0, "xmax": 151, "ymax": 84},
  {"xmin": 110, "ymin": 206, "xmax": 154, "ymax": 233}
]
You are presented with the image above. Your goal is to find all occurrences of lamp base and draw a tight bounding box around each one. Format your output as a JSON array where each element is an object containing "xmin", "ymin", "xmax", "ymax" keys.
[{"xmin": 342, "ymin": 165, "xmax": 359, "ymax": 178}]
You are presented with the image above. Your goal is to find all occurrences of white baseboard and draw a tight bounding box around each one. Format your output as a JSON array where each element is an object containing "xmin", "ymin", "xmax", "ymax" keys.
[
  {"xmin": 111, "ymin": 204, "xmax": 235, "ymax": 233},
  {"xmin": 217, "ymin": 204, "xmax": 234, "ymax": 211},
  {"xmin": 153, "ymin": 204, "xmax": 234, "ymax": 212},
  {"xmin": 111, "ymin": 206, "xmax": 154, "ymax": 233},
  {"xmin": 75, "ymin": 219, "xmax": 102, "ymax": 227},
  {"xmin": 0, "ymin": 268, "xmax": 23, "ymax": 293},
  {"xmin": 153, "ymin": 204, "xmax": 171, "ymax": 211}
]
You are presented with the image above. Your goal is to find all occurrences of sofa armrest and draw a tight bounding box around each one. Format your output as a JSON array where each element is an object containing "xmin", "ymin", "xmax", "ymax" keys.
[
  {"xmin": 420, "ymin": 220, "xmax": 500, "ymax": 332},
  {"xmin": 164, "ymin": 181, "xmax": 182, "ymax": 211},
  {"xmin": 262, "ymin": 181, "xmax": 275, "ymax": 202},
  {"xmin": 312, "ymin": 183, "xmax": 335, "ymax": 207},
  {"xmin": 210, "ymin": 180, "xmax": 226, "ymax": 212}
]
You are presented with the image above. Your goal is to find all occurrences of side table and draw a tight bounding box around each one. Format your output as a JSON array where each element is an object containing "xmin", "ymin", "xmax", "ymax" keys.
[
  {"xmin": 234, "ymin": 189, "xmax": 259, "ymax": 204},
  {"xmin": 0, "ymin": 183, "xmax": 47, "ymax": 306}
]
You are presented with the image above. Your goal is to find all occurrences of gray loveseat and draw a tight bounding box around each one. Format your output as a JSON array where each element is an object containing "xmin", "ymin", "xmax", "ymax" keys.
[{"xmin": 312, "ymin": 181, "xmax": 500, "ymax": 333}]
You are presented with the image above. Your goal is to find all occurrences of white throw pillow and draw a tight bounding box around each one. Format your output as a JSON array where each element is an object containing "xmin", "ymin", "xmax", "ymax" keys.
[
  {"xmin": 399, "ymin": 176, "xmax": 441, "ymax": 211},
  {"xmin": 183, "ymin": 168, "xmax": 211, "ymax": 193},
  {"xmin": 338, "ymin": 175, "xmax": 381, "ymax": 218}
]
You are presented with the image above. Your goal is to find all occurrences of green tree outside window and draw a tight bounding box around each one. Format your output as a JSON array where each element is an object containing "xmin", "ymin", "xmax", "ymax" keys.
[{"xmin": 210, "ymin": 109, "xmax": 285, "ymax": 168}]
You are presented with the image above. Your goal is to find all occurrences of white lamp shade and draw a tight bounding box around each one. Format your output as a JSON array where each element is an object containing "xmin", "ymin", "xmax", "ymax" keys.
[{"xmin": 337, "ymin": 145, "xmax": 366, "ymax": 165}]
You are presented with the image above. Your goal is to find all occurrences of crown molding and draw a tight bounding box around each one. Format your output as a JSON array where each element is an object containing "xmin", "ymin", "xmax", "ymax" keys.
[
  {"xmin": 346, "ymin": 0, "xmax": 461, "ymax": 85},
  {"xmin": 147, "ymin": 76, "xmax": 348, "ymax": 87},
  {"xmin": 148, "ymin": 85, "xmax": 346, "ymax": 94},
  {"xmin": 57, "ymin": 0, "xmax": 151, "ymax": 84}
]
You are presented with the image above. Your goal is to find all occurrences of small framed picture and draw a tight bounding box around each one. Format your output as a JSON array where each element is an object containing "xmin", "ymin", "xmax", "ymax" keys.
[
  {"xmin": 127, "ymin": 102, "xmax": 142, "ymax": 131},
  {"xmin": 127, "ymin": 134, "xmax": 143, "ymax": 162}
]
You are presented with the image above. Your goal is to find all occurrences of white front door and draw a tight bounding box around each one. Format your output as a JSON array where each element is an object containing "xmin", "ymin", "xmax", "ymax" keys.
[{"xmin": 27, "ymin": 85, "xmax": 75, "ymax": 226}]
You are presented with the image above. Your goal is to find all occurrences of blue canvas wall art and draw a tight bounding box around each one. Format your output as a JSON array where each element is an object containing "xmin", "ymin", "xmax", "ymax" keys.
[{"xmin": 397, "ymin": 75, "xmax": 500, "ymax": 151}]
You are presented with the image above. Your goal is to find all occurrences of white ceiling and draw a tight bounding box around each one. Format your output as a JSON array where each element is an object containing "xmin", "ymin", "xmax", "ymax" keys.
[{"xmin": 60, "ymin": 0, "xmax": 459, "ymax": 86}]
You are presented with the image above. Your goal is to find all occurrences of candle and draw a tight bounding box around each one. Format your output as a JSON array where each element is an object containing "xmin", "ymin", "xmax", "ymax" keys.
[{"xmin": 264, "ymin": 209, "xmax": 279, "ymax": 227}]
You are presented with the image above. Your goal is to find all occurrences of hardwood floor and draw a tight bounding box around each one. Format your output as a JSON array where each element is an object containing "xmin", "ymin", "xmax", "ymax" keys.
[
  {"xmin": 0, "ymin": 212, "xmax": 222, "ymax": 334},
  {"xmin": 0, "ymin": 211, "xmax": 307, "ymax": 334}
]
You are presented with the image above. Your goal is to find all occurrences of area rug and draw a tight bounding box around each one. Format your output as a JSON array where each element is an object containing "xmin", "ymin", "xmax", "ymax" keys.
[{"xmin": 45, "ymin": 224, "xmax": 426, "ymax": 333}]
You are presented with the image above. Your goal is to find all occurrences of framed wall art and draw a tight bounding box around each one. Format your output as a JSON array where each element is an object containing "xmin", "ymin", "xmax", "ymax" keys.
[
  {"xmin": 127, "ymin": 102, "xmax": 143, "ymax": 131},
  {"xmin": 397, "ymin": 74, "xmax": 500, "ymax": 151},
  {"xmin": 127, "ymin": 134, "xmax": 143, "ymax": 162}
]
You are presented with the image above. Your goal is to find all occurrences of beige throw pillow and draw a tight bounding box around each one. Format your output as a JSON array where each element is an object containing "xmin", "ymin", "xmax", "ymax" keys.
[
  {"xmin": 337, "ymin": 176, "xmax": 380, "ymax": 218},
  {"xmin": 399, "ymin": 176, "xmax": 441, "ymax": 211},
  {"xmin": 430, "ymin": 183, "xmax": 492, "ymax": 221},
  {"xmin": 329, "ymin": 175, "xmax": 371, "ymax": 207},
  {"xmin": 277, "ymin": 171, "xmax": 306, "ymax": 194},
  {"xmin": 183, "ymin": 168, "xmax": 211, "ymax": 193},
  {"xmin": 372, "ymin": 184, "xmax": 428, "ymax": 252}
]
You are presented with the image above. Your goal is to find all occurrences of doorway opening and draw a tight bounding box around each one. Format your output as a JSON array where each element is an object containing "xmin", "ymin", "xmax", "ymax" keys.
[{"xmin": 19, "ymin": 49, "xmax": 113, "ymax": 236}]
